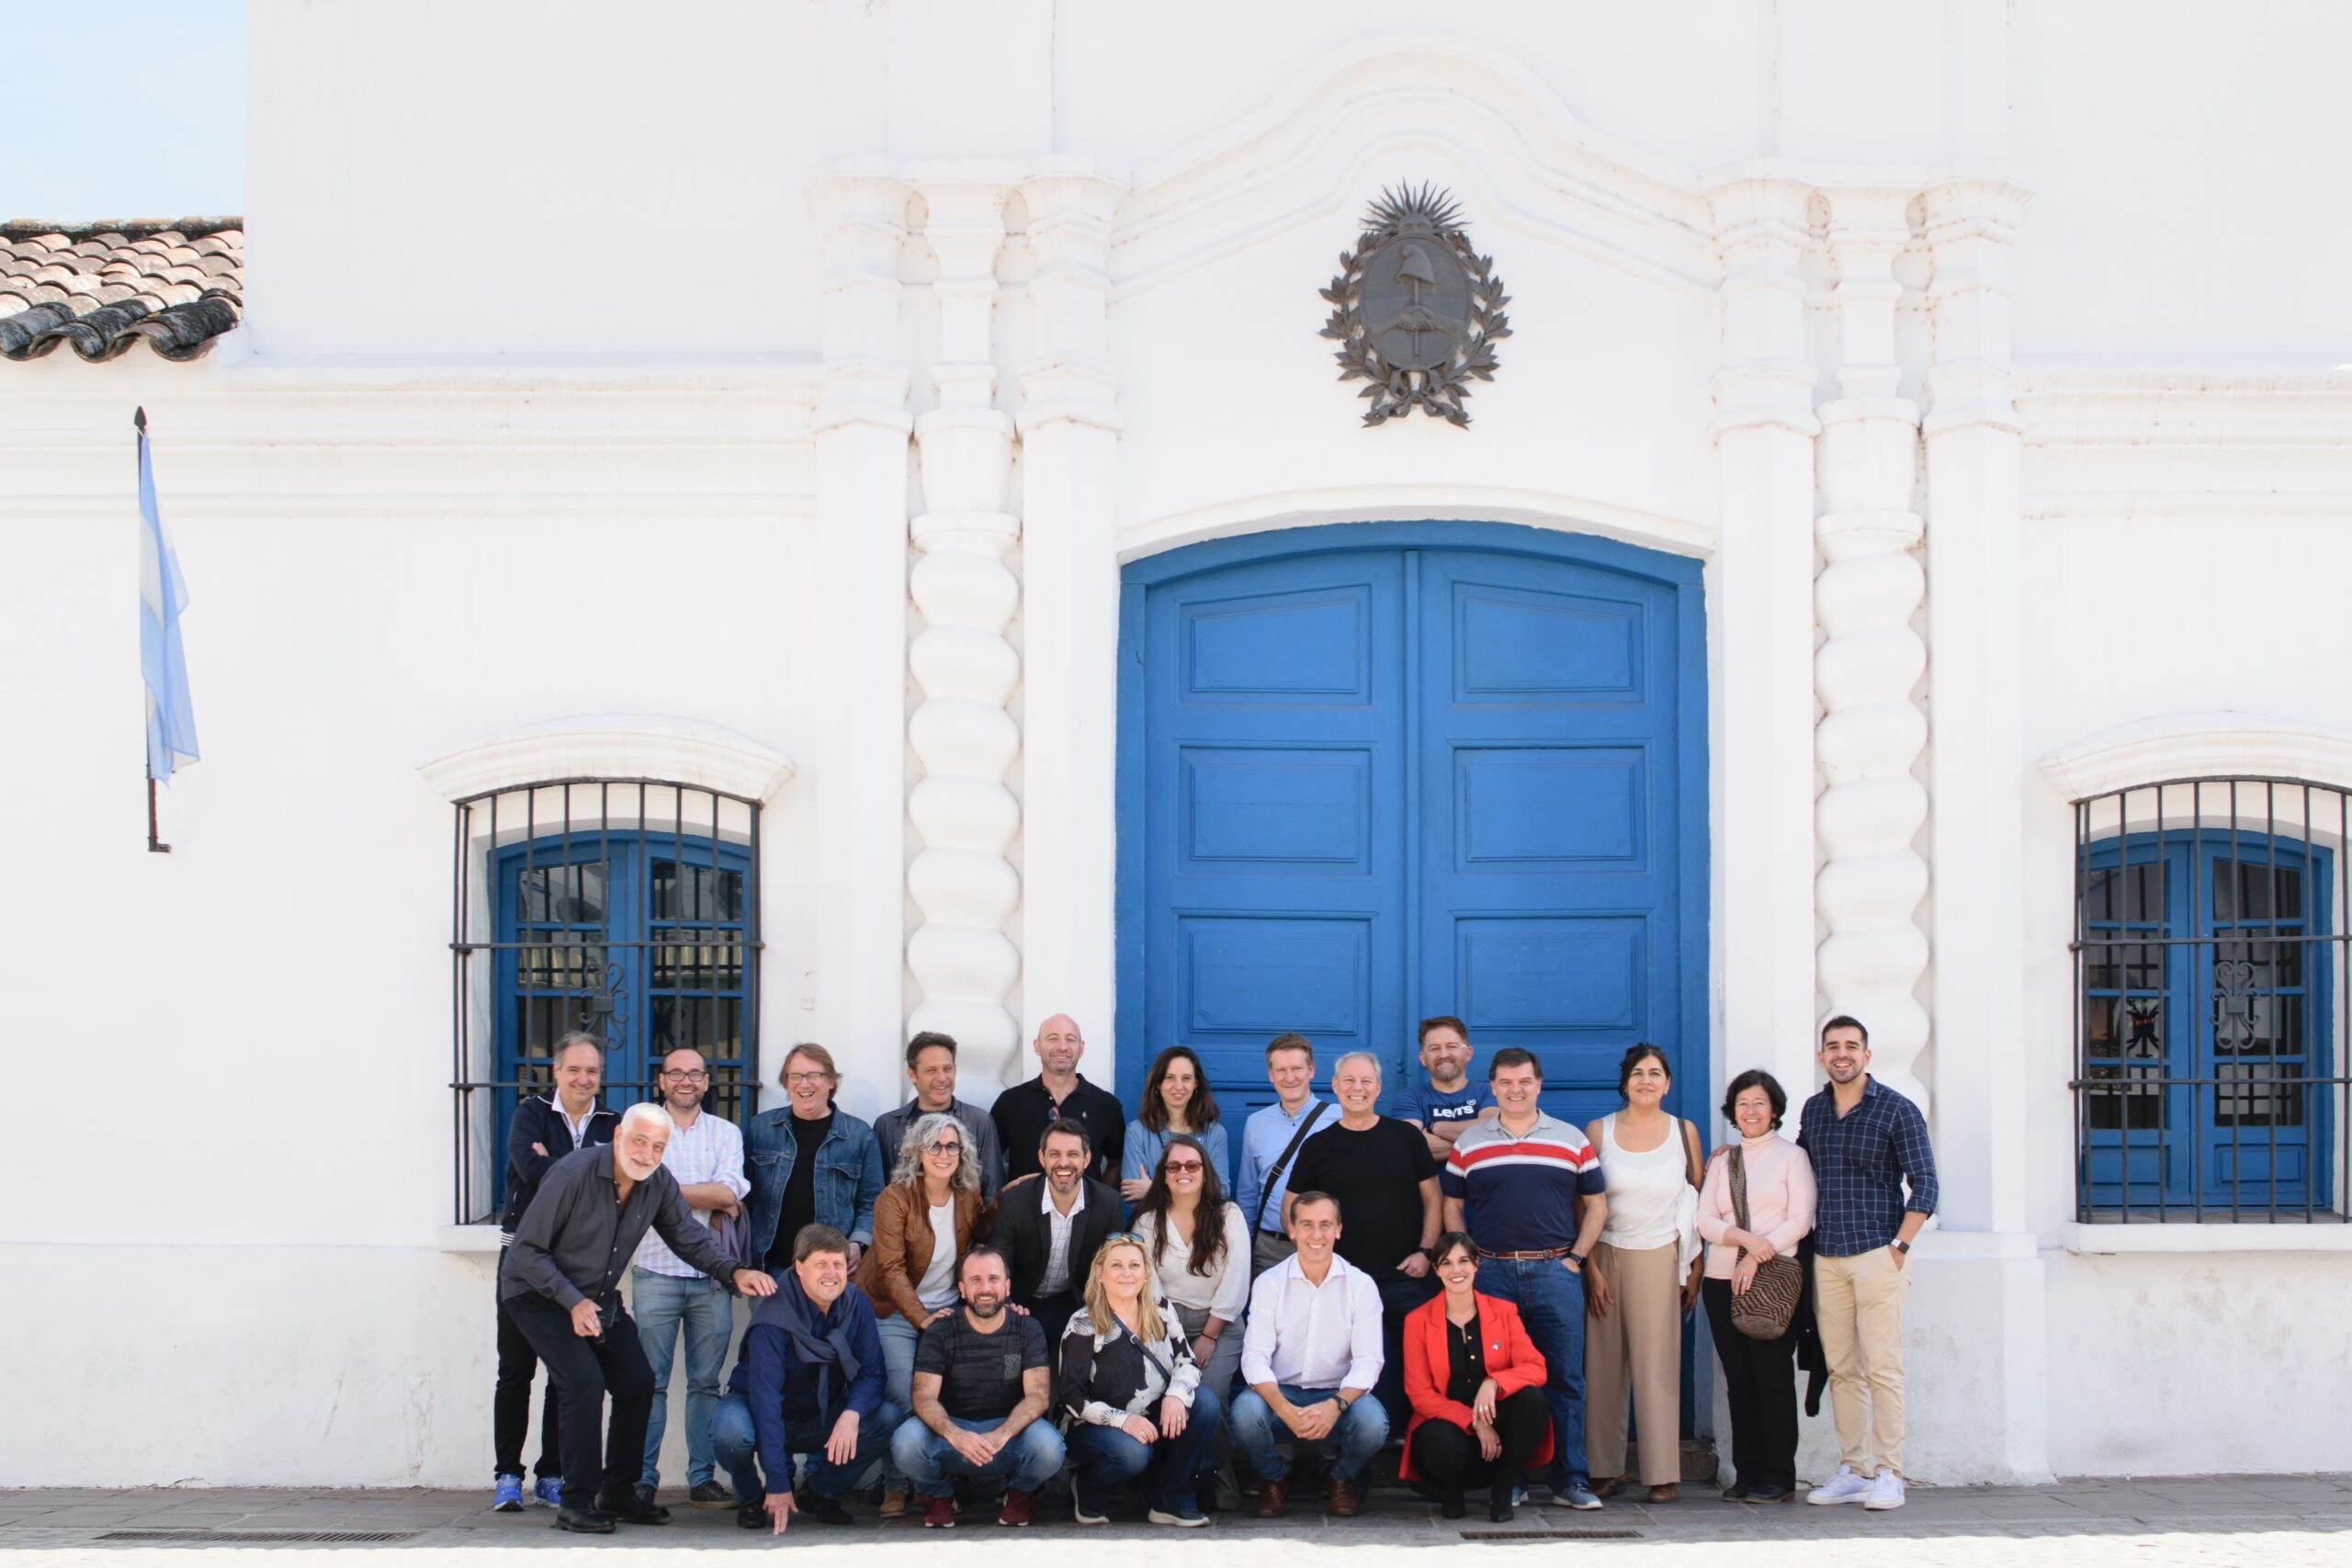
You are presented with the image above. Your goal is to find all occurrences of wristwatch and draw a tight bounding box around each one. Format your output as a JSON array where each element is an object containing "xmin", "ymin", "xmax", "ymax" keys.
[
  {"xmin": 1892, "ymin": 1239, "xmax": 1911, "ymax": 1255},
  {"xmin": 1565, "ymin": 1251, "xmax": 1587, "ymax": 1269}
]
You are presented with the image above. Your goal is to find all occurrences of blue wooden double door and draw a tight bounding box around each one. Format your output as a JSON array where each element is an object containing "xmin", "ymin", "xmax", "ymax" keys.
[{"xmin": 1116, "ymin": 523, "xmax": 1708, "ymax": 1127}]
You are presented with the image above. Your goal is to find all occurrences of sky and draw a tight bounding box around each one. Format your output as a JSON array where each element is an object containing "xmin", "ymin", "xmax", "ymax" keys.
[{"xmin": 3, "ymin": 0, "xmax": 245, "ymax": 220}]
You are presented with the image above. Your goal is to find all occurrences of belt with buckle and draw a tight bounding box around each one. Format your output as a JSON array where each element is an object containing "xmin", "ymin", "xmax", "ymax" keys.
[{"xmin": 1478, "ymin": 1244, "xmax": 1577, "ymax": 1262}]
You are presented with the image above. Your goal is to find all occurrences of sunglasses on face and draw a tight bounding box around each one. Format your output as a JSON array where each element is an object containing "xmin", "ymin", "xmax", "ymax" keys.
[
  {"xmin": 1162, "ymin": 1159, "xmax": 1204, "ymax": 1174},
  {"xmin": 924, "ymin": 1140, "xmax": 963, "ymax": 1156}
]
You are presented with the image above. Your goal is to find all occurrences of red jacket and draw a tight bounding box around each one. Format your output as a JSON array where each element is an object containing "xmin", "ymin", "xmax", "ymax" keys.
[{"xmin": 1398, "ymin": 1290, "xmax": 1555, "ymax": 1482}]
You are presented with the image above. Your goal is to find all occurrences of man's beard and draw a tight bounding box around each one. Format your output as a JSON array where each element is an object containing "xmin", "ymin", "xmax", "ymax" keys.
[
  {"xmin": 966, "ymin": 1291, "xmax": 1005, "ymax": 1318},
  {"xmin": 618, "ymin": 1153, "xmax": 662, "ymax": 1180}
]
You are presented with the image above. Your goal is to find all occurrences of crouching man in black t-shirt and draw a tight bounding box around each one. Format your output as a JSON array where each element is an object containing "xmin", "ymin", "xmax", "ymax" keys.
[{"xmin": 888, "ymin": 1245, "xmax": 1066, "ymax": 1529}]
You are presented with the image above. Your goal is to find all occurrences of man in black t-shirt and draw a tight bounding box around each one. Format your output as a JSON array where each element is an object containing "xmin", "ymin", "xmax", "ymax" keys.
[
  {"xmin": 1285, "ymin": 1050, "xmax": 1442, "ymax": 1429},
  {"xmin": 888, "ymin": 1246, "xmax": 1065, "ymax": 1529},
  {"xmin": 989, "ymin": 1013, "xmax": 1125, "ymax": 1183}
]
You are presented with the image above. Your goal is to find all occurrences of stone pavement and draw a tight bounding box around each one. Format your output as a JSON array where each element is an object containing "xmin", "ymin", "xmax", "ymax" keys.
[{"xmin": 2, "ymin": 1477, "xmax": 2348, "ymax": 1567}]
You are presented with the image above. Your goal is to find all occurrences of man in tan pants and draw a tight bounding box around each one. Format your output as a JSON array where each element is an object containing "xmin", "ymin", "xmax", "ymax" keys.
[{"xmin": 1794, "ymin": 1017, "xmax": 1938, "ymax": 1511}]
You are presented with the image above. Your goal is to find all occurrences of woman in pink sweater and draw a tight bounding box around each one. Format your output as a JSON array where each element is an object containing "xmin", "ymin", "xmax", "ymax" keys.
[{"xmin": 1697, "ymin": 1069, "xmax": 1816, "ymax": 1504}]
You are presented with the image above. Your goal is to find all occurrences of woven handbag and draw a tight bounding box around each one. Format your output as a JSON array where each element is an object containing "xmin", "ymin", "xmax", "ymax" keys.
[{"xmin": 1727, "ymin": 1145, "xmax": 1803, "ymax": 1340}]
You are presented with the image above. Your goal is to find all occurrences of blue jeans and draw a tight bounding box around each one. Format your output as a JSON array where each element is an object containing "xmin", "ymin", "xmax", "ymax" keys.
[
  {"xmin": 632, "ymin": 1268, "xmax": 733, "ymax": 1488},
  {"xmin": 710, "ymin": 1389, "xmax": 903, "ymax": 1501},
  {"xmin": 890, "ymin": 1416, "xmax": 1066, "ymax": 1495},
  {"xmin": 875, "ymin": 1313, "xmax": 923, "ymax": 1486},
  {"xmin": 1227, "ymin": 1384, "xmax": 1389, "ymax": 1483},
  {"xmin": 1066, "ymin": 1389, "xmax": 1223, "ymax": 1514},
  {"xmin": 1476, "ymin": 1256, "xmax": 1589, "ymax": 1491}
]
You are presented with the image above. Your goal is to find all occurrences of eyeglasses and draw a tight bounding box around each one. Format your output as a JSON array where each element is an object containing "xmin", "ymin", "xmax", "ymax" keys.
[
  {"xmin": 783, "ymin": 1072, "xmax": 832, "ymax": 1086},
  {"xmin": 1101, "ymin": 1231, "xmax": 1146, "ymax": 1247},
  {"xmin": 1162, "ymin": 1159, "xmax": 1204, "ymax": 1174},
  {"xmin": 923, "ymin": 1140, "xmax": 964, "ymax": 1156},
  {"xmin": 660, "ymin": 1068, "xmax": 709, "ymax": 1081}
]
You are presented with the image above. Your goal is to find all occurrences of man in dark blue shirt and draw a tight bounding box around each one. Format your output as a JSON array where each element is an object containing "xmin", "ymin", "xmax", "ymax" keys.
[
  {"xmin": 711, "ymin": 1224, "xmax": 899, "ymax": 1534},
  {"xmin": 1795, "ymin": 1015, "xmax": 1939, "ymax": 1513}
]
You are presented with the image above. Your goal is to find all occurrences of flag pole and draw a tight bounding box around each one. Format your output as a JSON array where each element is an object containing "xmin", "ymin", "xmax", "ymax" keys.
[{"xmin": 138, "ymin": 405, "xmax": 172, "ymax": 853}]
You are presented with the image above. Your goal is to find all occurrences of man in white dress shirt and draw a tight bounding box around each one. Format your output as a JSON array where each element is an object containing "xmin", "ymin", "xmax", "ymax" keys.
[{"xmin": 1229, "ymin": 1190, "xmax": 1388, "ymax": 1518}]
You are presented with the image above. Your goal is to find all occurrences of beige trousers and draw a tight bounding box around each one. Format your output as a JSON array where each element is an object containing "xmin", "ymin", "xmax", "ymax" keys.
[
  {"xmin": 1582, "ymin": 1239, "xmax": 1683, "ymax": 1485},
  {"xmin": 1813, "ymin": 1247, "xmax": 1911, "ymax": 1477}
]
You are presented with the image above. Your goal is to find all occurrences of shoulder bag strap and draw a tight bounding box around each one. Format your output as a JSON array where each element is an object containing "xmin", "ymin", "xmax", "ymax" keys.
[
  {"xmin": 1728, "ymin": 1143, "xmax": 1753, "ymax": 1243},
  {"xmin": 1251, "ymin": 1100, "xmax": 1329, "ymax": 1234}
]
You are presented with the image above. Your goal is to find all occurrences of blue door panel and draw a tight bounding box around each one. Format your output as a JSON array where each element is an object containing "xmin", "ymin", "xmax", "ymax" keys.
[{"xmin": 1120, "ymin": 525, "xmax": 1704, "ymax": 1129}]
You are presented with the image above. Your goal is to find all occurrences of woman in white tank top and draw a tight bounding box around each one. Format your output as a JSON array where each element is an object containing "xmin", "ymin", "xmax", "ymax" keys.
[{"xmin": 1582, "ymin": 1045, "xmax": 1703, "ymax": 1501}]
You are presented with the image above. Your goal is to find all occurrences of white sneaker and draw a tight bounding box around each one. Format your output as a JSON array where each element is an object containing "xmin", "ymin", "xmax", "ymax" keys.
[
  {"xmin": 1861, "ymin": 1470, "xmax": 1905, "ymax": 1510},
  {"xmin": 1807, "ymin": 1466, "xmax": 1872, "ymax": 1506}
]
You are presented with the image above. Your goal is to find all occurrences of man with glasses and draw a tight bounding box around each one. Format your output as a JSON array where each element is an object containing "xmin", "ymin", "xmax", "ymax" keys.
[
  {"xmin": 747, "ymin": 1044, "xmax": 885, "ymax": 1280},
  {"xmin": 629, "ymin": 1047, "xmax": 751, "ymax": 1509}
]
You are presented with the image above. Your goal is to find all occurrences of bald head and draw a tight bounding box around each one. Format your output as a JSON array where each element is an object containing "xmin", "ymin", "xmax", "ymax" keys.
[{"xmin": 1033, "ymin": 1013, "xmax": 1085, "ymax": 1078}]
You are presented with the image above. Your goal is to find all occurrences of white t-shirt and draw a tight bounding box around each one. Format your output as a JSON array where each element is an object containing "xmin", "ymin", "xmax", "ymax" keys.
[{"xmin": 915, "ymin": 1199, "xmax": 959, "ymax": 1312}]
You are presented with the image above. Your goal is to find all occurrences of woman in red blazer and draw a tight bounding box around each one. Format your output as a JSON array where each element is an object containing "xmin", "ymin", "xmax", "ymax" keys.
[{"xmin": 1402, "ymin": 1231, "xmax": 1555, "ymax": 1521}]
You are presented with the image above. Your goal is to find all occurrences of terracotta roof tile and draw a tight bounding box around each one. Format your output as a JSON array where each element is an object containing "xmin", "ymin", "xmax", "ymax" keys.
[{"xmin": 0, "ymin": 219, "xmax": 241, "ymax": 362}]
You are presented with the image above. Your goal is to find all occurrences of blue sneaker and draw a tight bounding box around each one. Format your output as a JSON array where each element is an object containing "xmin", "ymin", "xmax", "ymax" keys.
[
  {"xmin": 534, "ymin": 1478, "xmax": 564, "ymax": 1508},
  {"xmin": 492, "ymin": 1475, "xmax": 525, "ymax": 1513}
]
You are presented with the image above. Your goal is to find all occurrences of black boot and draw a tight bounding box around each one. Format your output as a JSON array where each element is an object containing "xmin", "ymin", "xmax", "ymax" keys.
[{"xmin": 594, "ymin": 1490, "xmax": 671, "ymax": 1525}]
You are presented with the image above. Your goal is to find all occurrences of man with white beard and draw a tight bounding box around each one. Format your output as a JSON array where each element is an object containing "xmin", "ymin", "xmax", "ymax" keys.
[{"xmin": 504, "ymin": 1101, "xmax": 779, "ymax": 1534}]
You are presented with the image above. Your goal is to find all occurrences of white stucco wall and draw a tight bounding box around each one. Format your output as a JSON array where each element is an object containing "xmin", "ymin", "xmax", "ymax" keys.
[{"xmin": 6, "ymin": 0, "xmax": 2352, "ymax": 1490}]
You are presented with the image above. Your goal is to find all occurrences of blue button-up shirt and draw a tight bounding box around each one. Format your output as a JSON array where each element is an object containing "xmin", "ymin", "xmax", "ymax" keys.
[
  {"xmin": 1235, "ymin": 1096, "xmax": 1331, "ymax": 1235},
  {"xmin": 1795, "ymin": 1077, "xmax": 1939, "ymax": 1258}
]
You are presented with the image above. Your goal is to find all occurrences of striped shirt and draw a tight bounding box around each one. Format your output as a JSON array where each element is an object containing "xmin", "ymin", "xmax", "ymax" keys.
[
  {"xmin": 631, "ymin": 1106, "xmax": 751, "ymax": 1279},
  {"xmin": 1442, "ymin": 1111, "xmax": 1605, "ymax": 1253},
  {"xmin": 1795, "ymin": 1077, "xmax": 1938, "ymax": 1258}
]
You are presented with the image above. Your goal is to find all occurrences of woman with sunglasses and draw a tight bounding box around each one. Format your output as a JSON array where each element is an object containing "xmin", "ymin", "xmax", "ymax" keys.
[
  {"xmin": 1121, "ymin": 1046, "xmax": 1230, "ymax": 1202},
  {"xmin": 1055, "ymin": 1234, "xmax": 1218, "ymax": 1527},
  {"xmin": 856, "ymin": 1111, "xmax": 994, "ymax": 1517},
  {"xmin": 1129, "ymin": 1134, "xmax": 1250, "ymax": 1412},
  {"xmin": 1399, "ymin": 1232, "xmax": 1554, "ymax": 1522}
]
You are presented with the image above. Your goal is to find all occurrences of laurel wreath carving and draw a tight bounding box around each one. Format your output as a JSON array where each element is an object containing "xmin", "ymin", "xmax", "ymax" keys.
[{"xmin": 1319, "ymin": 185, "xmax": 1512, "ymax": 427}]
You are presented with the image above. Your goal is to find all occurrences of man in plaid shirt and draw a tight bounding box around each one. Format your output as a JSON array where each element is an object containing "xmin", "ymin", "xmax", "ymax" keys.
[{"xmin": 1796, "ymin": 1016, "xmax": 1937, "ymax": 1513}]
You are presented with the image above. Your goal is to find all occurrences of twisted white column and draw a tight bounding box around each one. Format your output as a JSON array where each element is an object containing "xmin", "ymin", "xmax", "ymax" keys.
[
  {"xmin": 907, "ymin": 180, "xmax": 1023, "ymax": 1086},
  {"xmin": 1815, "ymin": 186, "xmax": 1932, "ymax": 1111}
]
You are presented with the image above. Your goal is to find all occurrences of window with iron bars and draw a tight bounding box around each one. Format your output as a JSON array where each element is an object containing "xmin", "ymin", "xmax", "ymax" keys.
[
  {"xmin": 2072, "ymin": 777, "xmax": 2348, "ymax": 1223},
  {"xmin": 449, "ymin": 780, "xmax": 762, "ymax": 1225}
]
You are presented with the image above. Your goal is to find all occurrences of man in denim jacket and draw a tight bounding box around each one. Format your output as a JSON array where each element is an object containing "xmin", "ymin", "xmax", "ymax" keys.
[{"xmin": 747, "ymin": 1043, "xmax": 886, "ymax": 1274}]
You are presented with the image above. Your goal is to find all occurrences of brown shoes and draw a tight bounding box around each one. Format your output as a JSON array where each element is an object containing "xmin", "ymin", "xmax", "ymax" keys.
[
  {"xmin": 1591, "ymin": 1475, "xmax": 1626, "ymax": 1499},
  {"xmin": 1326, "ymin": 1476, "xmax": 1362, "ymax": 1517},
  {"xmin": 1647, "ymin": 1484, "xmax": 1679, "ymax": 1504},
  {"xmin": 1254, "ymin": 1478, "xmax": 1289, "ymax": 1518}
]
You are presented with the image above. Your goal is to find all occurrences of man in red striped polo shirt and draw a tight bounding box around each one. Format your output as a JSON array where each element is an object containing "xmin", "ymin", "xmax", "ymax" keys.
[{"xmin": 1439, "ymin": 1047, "xmax": 1609, "ymax": 1511}]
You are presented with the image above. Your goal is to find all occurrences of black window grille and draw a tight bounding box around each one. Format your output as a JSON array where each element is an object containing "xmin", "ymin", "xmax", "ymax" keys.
[
  {"xmin": 2071, "ymin": 777, "xmax": 2349, "ymax": 1223},
  {"xmin": 449, "ymin": 779, "xmax": 762, "ymax": 1225}
]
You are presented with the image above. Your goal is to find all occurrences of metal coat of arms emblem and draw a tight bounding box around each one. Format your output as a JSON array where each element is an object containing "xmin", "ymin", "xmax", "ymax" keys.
[{"xmin": 1321, "ymin": 184, "xmax": 1511, "ymax": 427}]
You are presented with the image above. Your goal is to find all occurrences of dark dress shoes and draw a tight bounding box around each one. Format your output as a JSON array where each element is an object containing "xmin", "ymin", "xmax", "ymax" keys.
[
  {"xmin": 594, "ymin": 1491, "xmax": 671, "ymax": 1525},
  {"xmin": 552, "ymin": 1505, "xmax": 615, "ymax": 1534},
  {"xmin": 794, "ymin": 1489, "xmax": 854, "ymax": 1526}
]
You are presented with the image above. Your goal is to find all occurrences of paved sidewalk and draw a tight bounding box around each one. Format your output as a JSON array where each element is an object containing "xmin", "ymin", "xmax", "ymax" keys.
[{"xmin": 2, "ymin": 1476, "xmax": 2348, "ymax": 1566}]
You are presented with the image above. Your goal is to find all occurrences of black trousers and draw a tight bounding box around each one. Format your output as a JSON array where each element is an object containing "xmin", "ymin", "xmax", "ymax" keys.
[
  {"xmin": 1408, "ymin": 1386, "xmax": 1550, "ymax": 1501},
  {"xmin": 1703, "ymin": 1278, "xmax": 1799, "ymax": 1492},
  {"xmin": 1020, "ymin": 1290, "xmax": 1082, "ymax": 1372},
  {"xmin": 505, "ymin": 1291, "xmax": 657, "ymax": 1508},
  {"xmin": 1374, "ymin": 1272, "xmax": 1442, "ymax": 1430},
  {"xmin": 493, "ymin": 1291, "xmax": 562, "ymax": 1482}
]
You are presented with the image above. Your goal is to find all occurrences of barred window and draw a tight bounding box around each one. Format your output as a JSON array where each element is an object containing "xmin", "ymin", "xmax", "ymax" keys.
[
  {"xmin": 450, "ymin": 781, "xmax": 762, "ymax": 1224},
  {"xmin": 2072, "ymin": 779, "xmax": 2347, "ymax": 1222}
]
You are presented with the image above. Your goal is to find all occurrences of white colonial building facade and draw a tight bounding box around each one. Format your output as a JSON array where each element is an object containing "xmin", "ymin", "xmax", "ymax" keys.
[{"xmin": 5, "ymin": 0, "xmax": 2349, "ymax": 1489}]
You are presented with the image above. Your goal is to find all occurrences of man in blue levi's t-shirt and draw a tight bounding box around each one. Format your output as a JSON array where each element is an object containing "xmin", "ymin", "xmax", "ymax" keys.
[{"xmin": 1387, "ymin": 1016, "xmax": 1498, "ymax": 1162}]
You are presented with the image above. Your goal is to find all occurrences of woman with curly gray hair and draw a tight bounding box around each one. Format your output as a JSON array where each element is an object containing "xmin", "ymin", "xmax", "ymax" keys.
[{"xmin": 854, "ymin": 1111, "xmax": 995, "ymax": 1516}]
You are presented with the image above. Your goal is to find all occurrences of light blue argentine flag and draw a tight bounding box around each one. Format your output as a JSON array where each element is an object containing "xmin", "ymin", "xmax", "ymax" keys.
[{"xmin": 138, "ymin": 412, "xmax": 199, "ymax": 783}]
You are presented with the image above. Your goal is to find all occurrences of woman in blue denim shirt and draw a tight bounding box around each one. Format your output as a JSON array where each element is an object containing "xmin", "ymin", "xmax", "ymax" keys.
[{"xmin": 746, "ymin": 1043, "xmax": 887, "ymax": 1272}]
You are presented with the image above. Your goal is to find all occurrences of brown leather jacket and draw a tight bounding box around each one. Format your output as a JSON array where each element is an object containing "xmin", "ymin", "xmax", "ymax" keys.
[{"xmin": 854, "ymin": 1181, "xmax": 994, "ymax": 1322}]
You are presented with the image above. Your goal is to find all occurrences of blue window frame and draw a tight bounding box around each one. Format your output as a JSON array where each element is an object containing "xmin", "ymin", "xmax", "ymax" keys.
[
  {"xmin": 452, "ymin": 781, "xmax": 761, "ymax": 1222},
  {"xmin": 2079, "ymin": 818, "xmax": 2336, "ymax": 1216}
]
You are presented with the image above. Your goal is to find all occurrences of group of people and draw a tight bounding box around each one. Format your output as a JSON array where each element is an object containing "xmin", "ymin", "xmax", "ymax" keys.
[{"xmin": 490, "ymin": 1011, "xmax": 1938, "ymax": 1534}]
